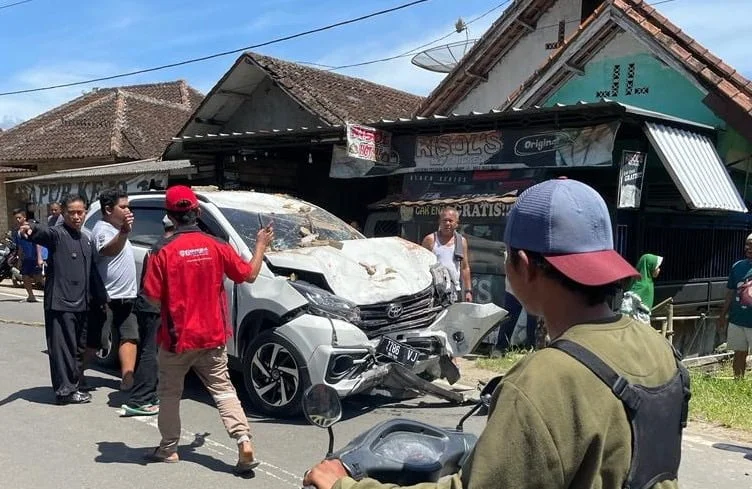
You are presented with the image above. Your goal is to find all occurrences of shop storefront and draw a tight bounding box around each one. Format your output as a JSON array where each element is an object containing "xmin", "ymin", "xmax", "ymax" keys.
[
  {"xmin": 7, "ymin": 158, "xmax": 195, "ymax": 223},
  {"xmin": 343, "ymin": 103, "xmax": 750, "ymax": 352}
]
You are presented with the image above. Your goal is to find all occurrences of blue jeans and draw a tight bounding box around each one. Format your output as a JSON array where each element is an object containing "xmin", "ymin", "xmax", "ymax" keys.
[{"xmin": 495, "ymin": 292, "xmax": 538, "ymax": 351}]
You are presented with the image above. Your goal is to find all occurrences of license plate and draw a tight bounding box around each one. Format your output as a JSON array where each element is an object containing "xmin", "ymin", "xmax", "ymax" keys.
[{"xmin": 376, "ymin": 337, "xmax": 420, "ymax": 367}]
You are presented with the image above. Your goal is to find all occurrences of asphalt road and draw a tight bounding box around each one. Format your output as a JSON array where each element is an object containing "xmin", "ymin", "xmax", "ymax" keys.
[{"xmin": 0, "ymin": 284, "xmax": 750, "ymax": 488}]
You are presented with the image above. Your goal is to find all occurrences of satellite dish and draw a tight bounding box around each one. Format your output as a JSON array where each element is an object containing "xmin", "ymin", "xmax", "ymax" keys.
[{"xmin": 411, "ymin": 39, "xmax": 477, "ymax": 73}]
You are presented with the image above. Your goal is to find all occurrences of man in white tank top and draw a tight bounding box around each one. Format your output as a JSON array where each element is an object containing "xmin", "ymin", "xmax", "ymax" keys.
[{"xmin": 421, "ymin": 207, "xmax": 472, "ymax": 303}]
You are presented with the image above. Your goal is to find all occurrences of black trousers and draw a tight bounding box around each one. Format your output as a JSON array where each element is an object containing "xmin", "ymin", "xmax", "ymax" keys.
[
  {"xmin": 44, "ymin": 310, "xmax": 86, "ymax": 397},
  {"xmin": 127, "ymin": 311, "xmax": 160, "ymax": 407}
]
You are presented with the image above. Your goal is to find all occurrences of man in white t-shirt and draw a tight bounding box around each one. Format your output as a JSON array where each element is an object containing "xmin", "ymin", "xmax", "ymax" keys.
[{"xmin": 90, "ymin": 188, "xmax": 138, "ymax": 390}]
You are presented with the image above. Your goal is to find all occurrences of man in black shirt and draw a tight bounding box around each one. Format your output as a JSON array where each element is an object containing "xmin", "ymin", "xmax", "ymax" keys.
[{"xmin": 19, "ymin": 194, "xmax": 106, "ymax": 405}]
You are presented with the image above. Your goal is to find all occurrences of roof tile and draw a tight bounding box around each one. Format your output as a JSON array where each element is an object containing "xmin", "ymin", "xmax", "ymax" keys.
[
  {"xmin": 416, "ymin": 0, "xmax": 558, "ymax": 115},
  {"xmin": 715, "ymin": 61, "xmax": 736, "ymax": 78},
  {"xmin": 0, "ymin": 81, "xmax": 202, "ymax": 163},
  {"xmin": 732, "ymin": 93, "xmax": 752, "ymax": 113},
  {"xmin": 699, "ymin": 67, "xmax": 723, "ymax": 86},
  {"xmin": 683, "ymin": 55, "xmax": 706, "ymax": 74},
  {"xmin": 247, "ymin": 53, "xmax": 422, "ymax": 124},
  {"xmin": 667, "ymin": 42, "xmax": 692, "ymax": 62},
  {"xmin": 731, "ymin": 73, "xmax": 752, "ymax": 94},
  {"xmin": 717, "ymin": 80, "xmax": 741, "ymax": 100}
]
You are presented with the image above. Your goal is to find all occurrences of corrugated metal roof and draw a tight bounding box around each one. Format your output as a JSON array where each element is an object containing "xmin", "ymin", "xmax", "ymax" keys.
[
  {"xmin": 8, "ymin": 158, "xmax": 193, "ymax": 184},
  {"xmin": 644, "ymin": 122, "xmax": 747, "ymax": 213},
  {"xmin": 370, "ymin": 192, "xmax": 518, "ymax": 210},
  {"xmin": 171, "ymin": 100, "xmax": 713, "ymax": 142}
]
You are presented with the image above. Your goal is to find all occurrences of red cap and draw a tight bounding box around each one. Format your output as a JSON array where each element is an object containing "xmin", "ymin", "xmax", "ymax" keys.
[
  {"xmin": 165, "ymin": 185, "xmax": 199, "ymax": 212},
  {"xmin": 544, "ymin": 250, "xmax": 639, "ymax": 287}
]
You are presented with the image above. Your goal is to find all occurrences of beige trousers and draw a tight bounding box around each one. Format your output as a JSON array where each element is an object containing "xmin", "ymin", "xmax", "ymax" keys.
[{"xmin": 157, "ymin": 346, "xmax": 250, "ymax": 452}]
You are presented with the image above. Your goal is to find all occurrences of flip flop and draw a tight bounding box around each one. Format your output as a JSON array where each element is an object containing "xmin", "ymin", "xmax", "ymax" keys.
[
  {"xmin": 234, "ymin": 459, "xmax": 261, "ymax": 475},
  {"xmin": 121, "ymin": 404, "xmax": 159, "ymax": 417}
]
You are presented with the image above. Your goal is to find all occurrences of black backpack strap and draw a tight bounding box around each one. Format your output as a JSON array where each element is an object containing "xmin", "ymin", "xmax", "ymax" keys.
[{"xmin": 550, "ymin": 339, "xmax": 642, "ymax": 411}]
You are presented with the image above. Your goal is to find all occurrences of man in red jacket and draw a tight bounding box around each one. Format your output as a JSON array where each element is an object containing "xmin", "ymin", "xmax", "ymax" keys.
[{"xmin": 142, "ymin": 185, "xmax": 273, "ymax": 474}]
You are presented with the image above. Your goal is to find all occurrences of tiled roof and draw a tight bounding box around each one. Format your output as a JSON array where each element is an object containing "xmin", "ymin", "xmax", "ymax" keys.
[
  {"xmin": 0, "ymin": 165, "xmax": 31, "ymax": 173},
  {"xmin": 416, "ymin": 0, "xmax": 558, "ymax": 116},
  {"xmin": 0, "ymin": 81, "xmax": 203, "ymax": 163},
  {"xmin": 246, "ymin": 52, "xmax": 423, "ymax": 124},
  {"xmin": 502, "ymin": 0, "xmax": 752, "ymax": 118},
  {"xmin": 8, "ymin": 158, "xmax": 193, "ymax": 183}
]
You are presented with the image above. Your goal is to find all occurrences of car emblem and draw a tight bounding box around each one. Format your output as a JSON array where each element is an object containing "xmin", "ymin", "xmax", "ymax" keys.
[{"xmin": 386, "ymin": 303, "xmax": 403, "ymax": 319}]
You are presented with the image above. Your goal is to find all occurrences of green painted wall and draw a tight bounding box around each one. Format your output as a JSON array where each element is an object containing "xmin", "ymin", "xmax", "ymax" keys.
[{"xmin": 545, "ymin": 52, "xmax": 725, "ymax": 127}]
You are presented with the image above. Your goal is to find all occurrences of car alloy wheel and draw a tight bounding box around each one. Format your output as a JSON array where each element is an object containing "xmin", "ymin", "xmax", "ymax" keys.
[
  {"xmin": 242, "ymin": 330, "xmax": 310, "ymax": 417},
  {"xmin": 251, "ymin": 342, "xmax": 300, "ymax": 407}
]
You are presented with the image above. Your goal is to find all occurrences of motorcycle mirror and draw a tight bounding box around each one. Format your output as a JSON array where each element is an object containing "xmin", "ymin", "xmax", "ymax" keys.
[
  {"xmin": 455, "ymin": 375, "xmax": 504, "ymax": 432},
  {"xmin": 480, "ymin": 375, "xmax": 503, "ymax": 406},
  {"xmin": 303, "ymin": 384, "xmax": 342, "ymax": 429}
]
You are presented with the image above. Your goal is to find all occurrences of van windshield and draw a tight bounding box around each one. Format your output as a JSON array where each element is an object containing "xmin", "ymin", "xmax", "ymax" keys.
[{"xmin": 220, "ymin": 207, "xmax": 364, "ymax": 251}]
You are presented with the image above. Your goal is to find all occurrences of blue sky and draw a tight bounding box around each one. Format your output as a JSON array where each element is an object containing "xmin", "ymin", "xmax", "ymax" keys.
[{"xmin": 0, "ymin": 0, "xmax": 750, "ymax": 128}]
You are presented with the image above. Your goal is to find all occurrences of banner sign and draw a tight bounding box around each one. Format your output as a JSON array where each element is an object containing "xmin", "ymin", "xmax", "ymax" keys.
[
  {"xmin": 346, "ymin": 124, "xmax": 394, "ymax": 163},
  {"xmin": 402, "ymin": 169, "xmax": 543, "ymax": 200},
  {"xmin": 17, "ymin": 173, "xmax": 168, "ymax": 206},
  {"xmin": 330, "ymin": 122, "xmax": 621, "ymax": 178},
  {"xmin": 617, "ymin": 151, "xmax": 647, "ymax": 209}
]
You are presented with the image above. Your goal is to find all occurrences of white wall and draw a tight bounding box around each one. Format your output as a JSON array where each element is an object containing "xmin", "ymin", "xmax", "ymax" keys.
[{"xmin": 453, "ymin": 0, "xmax": 583, "ymax": 113}]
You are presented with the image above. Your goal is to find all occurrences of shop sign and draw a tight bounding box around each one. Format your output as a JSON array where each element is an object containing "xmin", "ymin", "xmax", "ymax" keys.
[
  {"xmin": 617, "ymin": 151, "xmax": 647, "ymax": 209},
  {"xmin": 403, "ymin": 169, "xmax": 542, "ymax": 200},
  {"xmin": 331, "ymin": 122, "xmax": 621, "ymax": 178},
  {"xmin": 346, "ymin": 124, "xmax": 393, "ymax": 163},
  {"xmin": 18, "ymin": 173, "xmax": 167, "ymax": 206},
  {"xmin": 413, "ymin": 202, "xmax": 511, "ymax": 219}
]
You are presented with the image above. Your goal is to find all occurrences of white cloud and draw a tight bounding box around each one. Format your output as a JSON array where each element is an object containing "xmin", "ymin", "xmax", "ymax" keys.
[
  {"xmin": 317, "ymin": 15, "xmax": 497, "ymax": 96},
  {"xmin": 0, "ymin": 61, "xmax": 121, "ymax": 125}
]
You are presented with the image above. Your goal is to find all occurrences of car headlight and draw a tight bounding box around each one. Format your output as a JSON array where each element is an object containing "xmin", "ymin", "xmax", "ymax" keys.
[{"xmin": 290, "ymin": 281, "xmax": 361, "ymax": 324}]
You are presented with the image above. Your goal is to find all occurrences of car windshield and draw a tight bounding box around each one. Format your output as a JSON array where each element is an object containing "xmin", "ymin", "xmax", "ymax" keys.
[{"xmin": 220, "ymin": 207, "xmax": 364, "ymax": 251}]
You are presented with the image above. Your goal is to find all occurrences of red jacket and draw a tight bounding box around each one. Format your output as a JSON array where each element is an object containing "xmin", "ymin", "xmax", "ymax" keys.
[{"xmin": 142, "ymin": 227, "xmax": 252, "ymax": 353}]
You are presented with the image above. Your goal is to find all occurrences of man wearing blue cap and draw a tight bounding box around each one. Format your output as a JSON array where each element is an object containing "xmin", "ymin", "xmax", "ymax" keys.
[{"xmin": 304, "ymin": 178, "xmax": 689, "ymax": 489}]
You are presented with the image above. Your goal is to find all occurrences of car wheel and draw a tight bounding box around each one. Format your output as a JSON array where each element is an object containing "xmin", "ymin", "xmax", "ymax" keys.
[
  {"xmin": 96, "ymin": 320, "xmax": 120, "ymax": 368},
  {"xmin": 242, "ymin": 330, "xmax": 310, "ymax": 418}
]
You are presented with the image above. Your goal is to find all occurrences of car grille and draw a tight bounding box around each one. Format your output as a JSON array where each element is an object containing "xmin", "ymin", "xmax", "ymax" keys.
[{"xmin": 358, "ymin": 286, "xmax": 443, "ymax": 338}]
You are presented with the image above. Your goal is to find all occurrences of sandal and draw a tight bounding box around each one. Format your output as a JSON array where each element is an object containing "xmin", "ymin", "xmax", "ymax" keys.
[
  {"xmin": 121, "ymin": 404, "xmax": 159, "ymax": 417},
  {"xmin": 234, "ymin": 459, "xmax": 261, "ymax": 474}
]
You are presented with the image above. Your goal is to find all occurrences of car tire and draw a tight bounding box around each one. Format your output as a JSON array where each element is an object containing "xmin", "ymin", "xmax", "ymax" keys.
[
  {"xmin": 242, "ymin": 330, "xmax": 310, "ymax": 418},
  {"xmin": 96, "ymin": 320, "xmax": 120, "ymax": 368}
]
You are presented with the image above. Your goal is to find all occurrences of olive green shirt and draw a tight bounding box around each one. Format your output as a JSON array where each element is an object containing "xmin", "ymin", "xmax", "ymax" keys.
[{"xmin": 335, "ymin": 315, "xmax": 680, "ymax": 489}]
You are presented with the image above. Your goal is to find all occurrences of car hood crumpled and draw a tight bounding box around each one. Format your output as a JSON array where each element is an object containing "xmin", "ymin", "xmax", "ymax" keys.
[{"xmin": 265, "ymin": 237, "xmax": 437, "ymax": 305}]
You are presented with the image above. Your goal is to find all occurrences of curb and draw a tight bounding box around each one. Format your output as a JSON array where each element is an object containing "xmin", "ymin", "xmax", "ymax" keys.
[{"xmin": 0, "ymin": 318, "xmax": 44, "ymax": 327}]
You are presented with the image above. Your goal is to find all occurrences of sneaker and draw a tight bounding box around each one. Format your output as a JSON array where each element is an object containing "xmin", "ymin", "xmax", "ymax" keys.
[
  {"xmin": 145, "ymin": 447, "xmax": 179, "ymax": 463},
  {"xmin": 121, "ymin": 404, "xmax": 159, "ymax": 417},
  {"xmin": 56, "ymin": 391, "xmax": 92, "ymax": 405}
]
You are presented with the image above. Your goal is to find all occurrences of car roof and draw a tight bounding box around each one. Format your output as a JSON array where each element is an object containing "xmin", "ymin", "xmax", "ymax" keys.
[{"xmin": 128, "ymin": 189, "xmax": 323, "ymax": 215}]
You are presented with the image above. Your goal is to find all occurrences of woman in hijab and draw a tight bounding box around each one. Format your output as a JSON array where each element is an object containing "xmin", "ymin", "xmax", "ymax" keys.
[{"xmin": 628, "ymin": 253, "xmax": 664, "ymax": 309}]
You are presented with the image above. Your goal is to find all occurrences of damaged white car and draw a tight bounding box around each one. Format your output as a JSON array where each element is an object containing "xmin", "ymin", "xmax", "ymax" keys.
[{"xmin": 85, "ymin": 189, "xmax": 506, "ymax": 417}]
